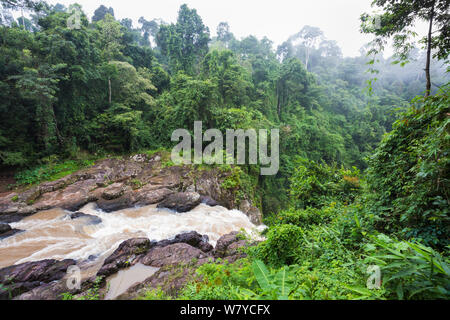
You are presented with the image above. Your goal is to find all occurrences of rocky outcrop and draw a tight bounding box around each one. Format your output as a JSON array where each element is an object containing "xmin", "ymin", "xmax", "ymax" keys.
[
  {"xmin": 115, "ymin": 232, "xmax": 253, "ymax": 300},
  {"xmin": 157, "ymin": 192, "xmax": 201, "ymax": 213},
  {"xmin": 0, "ymin": 223, "xmax": 22, "ymax": 240},
  {"xmin": 0, "ymin": 223, "xmax": 11, "ymax": 235},
  {"xmin": 97, "ymin": 231, "xmax": 213, "ymax": 278},
  {"xmin": 0, "ymin": 154, "xmax": 245, "ymax": 223},
  {"xmin": 156, "ymin": 231, "xmax": 213, "ymax": 253},
  {"xmin": 212, "ymin": 232, "xmax": 251, "ymax": 263},
  {"xmin": 101, "ymin": 183, "xmax": 128, "ymax": 200},
  {"xmin": 240, "ymin": 200, "xmax": 263, "ymax": 225},
  {"xmin": 3, "ymin": 231, "xmax": 254, "ymax": 300},
  {"xmin": 97, "ymin": 238, "xmax": 155, "ymax": 278},
  {"xmin": 96, "ymin": 187, "xmax": 174, "ymax": 213},
  {"xmin": 68, "ymin": 212, "xmax": 102, "ymax": 225},
  {"xmin": 0, "ymin": 259, "xmax": 75, "ymax": 300},
  {"xmin": 140, "ymin": 243, "xmax": 207, "ymax": 267}
]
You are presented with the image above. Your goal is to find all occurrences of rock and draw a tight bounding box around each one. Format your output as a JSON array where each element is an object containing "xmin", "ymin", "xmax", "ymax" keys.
[
  {"xmin": 116, "ymin": 264, "xmax": 199, "ymax": 300},
  {"xmin": 1, "ymin": 155, "xmax": 243, "ymax": 224},
  {"xmin": 0, "ymin": 222, "xmax": 22, "ymax": 240},
  {"xmin": 102, "ymin": 183, "xmax": 127, "ymax": 200},
  {"xmin": 200, "ymin": 196, "xmax": 219, "ymax": 207},
  {"xmin": 156, "ymin": 231, "xmax": 213, "ymax": 253},
  {"xmin": 247, "ymin": 207, "xmax": 263, "ymax": 225},
  {"xmin": 96, "ymin": 188, "xmax": 173, "ymax": 213},
  {"xmin": 0, "ymin": 228, "xmax": 22, "ymax": 240},
  {"xmin": 134, "ymin": 188, "xmax": 174, "ymax": 207},
  {"xmin": 97, "ymin": 238, "xmax": 154, "ymax": 278},
  {"xmin": 224, "ymin": 240, "xmax": 248, "ymax": 263},
  {"xmin": 96, "ymin": 194, "xmax": 136, "ymax": 213},
  {"xmin": 0, "ymin": 259, "xmax": 76, "ymax": 299},
  {"xmin": 14, "ymin": 281, "xmax": 70, "ymax": 301},
  {"xmin": 31, "ymin": 179, "xmax": 99, "ymax": 213},
  {"xmin": 140, "ymin": 243, "xmax": 207, "ymax": 268},
  {"xmin": 157, "ymin": 192, "xmax": 201, "ymax": 213},
  {"xmin": 0, "ymin": 223, "xmax": 11, "ymax": 234},
  {"xmin": 213, "ymin": 232, "xmax": 241, "ymax": 258},
  {"xmin": 68, "ymin": 212, "xmax": 102, "ymax": 225},
  {"xmin": 130, "ymin": 154, "xmax": 148, "ymax": 163},
  {"xmin": 239, "ymin": 200, "xmax": 263, "ymax": 225}
]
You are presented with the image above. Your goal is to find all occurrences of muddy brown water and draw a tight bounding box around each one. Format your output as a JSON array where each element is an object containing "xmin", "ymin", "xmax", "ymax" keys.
[{"xmin": 0, "ymin": 203, "xmax": 265, "ymax": 269}]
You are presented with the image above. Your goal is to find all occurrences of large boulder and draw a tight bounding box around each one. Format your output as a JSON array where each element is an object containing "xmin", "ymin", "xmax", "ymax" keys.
[
  {"xmin": 0, "ymin": 259, "xmax": 76, "ymax": 300},
  {"xmin": 140, "ymin": 243, "xmax": 207, "ymax": 267},
  {"xmin": 0, "ymin": 223, "xmax": 11, "ymax": 235},
  {"xmin": 157, "ymin": 192, "xmax": 201, "ymax": 213},
  {"xmin": 101, "ymin": 183, "xmax": 128, "ymax": 200},
  {"xmin": 213, "ymin": 232, "xmax": 248, "ymax": 261},
  {"xmin": 0, "ymin": 223, "xmax": 22, "ymax": 240},
  {"xmin": 97, "ymin": 238, "xmax": 154, "ymax": 277},
  {"xmin": 157, "ymin": 231, "xmax": 213, "ymax": 253},
  {"xmin": 96, "ymin": 188, "xmax": 174, "ymax": 213},
  {"xmin": 68, "ymin": 212, "xmax": 102, "ymax": 225}
]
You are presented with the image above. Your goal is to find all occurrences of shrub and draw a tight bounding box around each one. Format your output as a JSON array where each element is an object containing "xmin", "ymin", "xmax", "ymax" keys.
[{"xmin": 252, "ymin": 224, "xmax": 304, "ymax": 267}]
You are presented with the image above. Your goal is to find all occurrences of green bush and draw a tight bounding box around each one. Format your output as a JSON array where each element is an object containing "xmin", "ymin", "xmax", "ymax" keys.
[
  {"xmin": 364, "ymin": 234, "xmax": 450, "ymax": 300},
  {"xmin": 252, "ymin": 224, "xmax": 304, "ymax": 268}
]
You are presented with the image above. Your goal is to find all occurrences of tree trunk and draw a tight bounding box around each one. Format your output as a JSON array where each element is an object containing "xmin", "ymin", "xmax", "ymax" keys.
[
  {"xmin": 108, "ymin": 77, "xmax": 112, "ymax": 105},
  {"xmin": 425, "ymin": 2, "xmax": 435, "ymax": 98}
]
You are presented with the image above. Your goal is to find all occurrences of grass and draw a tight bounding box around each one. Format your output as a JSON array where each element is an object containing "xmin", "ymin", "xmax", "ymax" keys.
[{"xmin": 14, "ymin": 159, "xmax": 96, "ymax": 187}]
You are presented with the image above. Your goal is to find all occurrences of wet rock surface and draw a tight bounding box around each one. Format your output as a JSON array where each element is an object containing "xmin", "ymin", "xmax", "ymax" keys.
[
  {"xmin": 0, "ymin": 223, "xmax": 11, "ymax": 234},
  {"xmin": 97, "ymin": 238, "xmax": 155, "ymax": 278},
  {"xmin": 116, "ymin": 232, "xmax": 253, "ymax": 300},
  {"xmin": 0, "ymin": 154, "xmax": 263, "ymax": 300},
  {"xmin": 0, "ymin": 259, "xmax": 76, "ymax": 300},
  {"xmin": 157, "ymin": 192, "xmax": 201, "ymax": 213},
  {"xmin": 0, "ymin": 154, "xmax": 247, "ymax": 223},
  {"xmin": 68, "ymin": 212, "xmax": 102, "ymax": 225},
  {"xmin": 140, "ymin": 243, "xmax": 207, "ymax": 267},
  {"xmin": 0, "ymin": 231, "xmax": 255, "ymax": 300}
]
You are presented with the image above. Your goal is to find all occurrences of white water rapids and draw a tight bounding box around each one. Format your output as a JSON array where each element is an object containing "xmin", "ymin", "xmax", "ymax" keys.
[{"xmin": 0, "ymin": 203, "xmax": 265, "ymax": 269}]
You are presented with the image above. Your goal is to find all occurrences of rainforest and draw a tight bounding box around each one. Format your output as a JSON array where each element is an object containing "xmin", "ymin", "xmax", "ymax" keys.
[{"xmin": 0, "ymin": 0, "xmax": 448, "ymax": 302}]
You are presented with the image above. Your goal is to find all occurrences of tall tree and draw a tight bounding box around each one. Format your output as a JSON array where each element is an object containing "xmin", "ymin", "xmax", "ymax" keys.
[
  {"xmin": 92, "ymin": 4, "xmax": 114, "ymax": 22},
  {"xmin": 156, "ymin": 4, "xmax": 210, "ymax": 75},
  {"xmin": 289, "ymin": 26, "xmax": 324, "ymax": 71},
  {"xmin": 361, "ymin": 0, "xmax": 450, "ymax": 97}
]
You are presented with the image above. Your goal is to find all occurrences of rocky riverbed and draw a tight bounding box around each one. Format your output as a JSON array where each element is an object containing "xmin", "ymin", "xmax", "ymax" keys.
[{"xmin": 0, "ymin": 154, "xmax": 264, "ymax": 300}]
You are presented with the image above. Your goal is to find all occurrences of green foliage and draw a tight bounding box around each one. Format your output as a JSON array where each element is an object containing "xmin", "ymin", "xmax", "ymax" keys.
[
  {"xmin": 177, "ymin": 259, "xmax": 257, "ymax": 300},
  {"xmin": 14, "ymin": 159, "xmax": 95, "ymax": 186},
  {"xmin": 136, "ymin": 288, "xmax": 172, "ymax": 300},
  {"xmin": 366, "ymin": 89, "xmax": 449, "ymax": 247},
  {"xmin": 364, "ymin": 234, "xmax": 450, "ymax": 300},
  {"xmin": 289, "ymin": 157, "xmax": 361, "ymax": 208},
  {"xmin": 251, "ymin": 224, "xmax": 303, "ymax": 267},
  {"xmin": 249, "ymin": 260, "xmax": 299, "ymax": 300}
]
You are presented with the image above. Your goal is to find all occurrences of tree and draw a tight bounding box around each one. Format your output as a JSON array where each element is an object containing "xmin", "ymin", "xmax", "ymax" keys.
[
  {"xmin": 216, "ymin": 22, "xmax": 234, "ymax": 45},
  {"xmin": 10, "ymin": 64, "xmax": 66, "ymax": 154},
  {"xmin": 96, "ymin": 14, "xmax": 124, "ymax": 105},
  {"xmin": 361, "ymin": 0, "xmax": 450, "ymax": 97},
  {"xmin": 138, "ymin": 17, "xmax": 159, "ymax": 47},
  {"xmin": 289, "ymin": 26, "xmax": 324, "ymax": 71},
  {"xmin": 92, "ymin": 4, "xmax": 114, "ymax": 22},
  {"xmin": 156, "ymin": 4, "xmax": 210, "ymax": 75}
]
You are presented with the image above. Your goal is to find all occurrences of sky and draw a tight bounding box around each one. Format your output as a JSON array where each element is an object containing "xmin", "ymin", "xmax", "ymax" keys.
[{"xmin": 46, "ymin": 0, "xmax": 429, "ymax": 57}]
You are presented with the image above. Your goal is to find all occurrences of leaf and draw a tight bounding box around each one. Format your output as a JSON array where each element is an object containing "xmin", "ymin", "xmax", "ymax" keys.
[
  {"xmin": 252, "ymin": 260, "xmax": 272, "ymax": 291},
  {"xmin": 396, "ymin": 282, "xmax": 404, "ymax": 300}
]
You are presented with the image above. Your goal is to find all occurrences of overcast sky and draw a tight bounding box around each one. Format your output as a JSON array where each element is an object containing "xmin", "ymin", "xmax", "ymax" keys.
[{"xmin": 47, "ymin": 0, "xmax": 428, "ymax": 57}]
